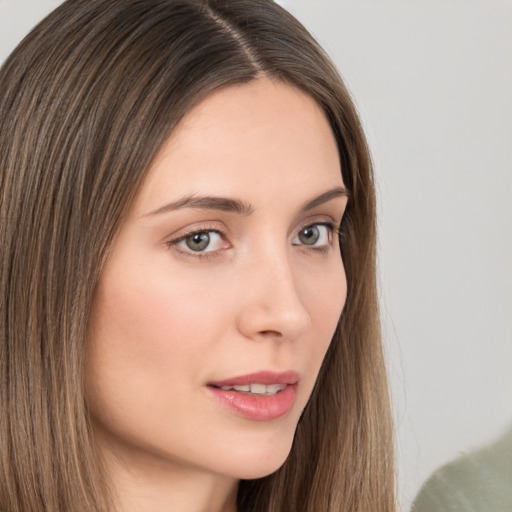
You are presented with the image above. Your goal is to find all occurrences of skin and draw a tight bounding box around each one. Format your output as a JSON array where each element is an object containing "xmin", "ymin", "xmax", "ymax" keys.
[{"xmin": 85, "ymin": 77, "xmax": 348, "ymax": 512}]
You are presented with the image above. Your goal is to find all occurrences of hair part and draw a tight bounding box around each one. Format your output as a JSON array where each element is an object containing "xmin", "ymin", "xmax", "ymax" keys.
[{"xmin": 0, "ymin": 1, "xmax": 395, "ymax": 511}]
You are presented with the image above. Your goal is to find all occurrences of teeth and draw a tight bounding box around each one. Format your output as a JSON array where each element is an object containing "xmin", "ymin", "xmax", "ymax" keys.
[
  {"xmin": 250, "ymin": 383, "xmax": 266, "ymax": 394},
  {"xmin": 266, "ymin": 384, "xmax": 286, "ymax": 394},
  {"xmin": 218, "ymin": 383, "xmax": 287, "ymax": 395},
  {"xmin": 233, "ymin": 385, "xmax": 251, "ymax": 392}
]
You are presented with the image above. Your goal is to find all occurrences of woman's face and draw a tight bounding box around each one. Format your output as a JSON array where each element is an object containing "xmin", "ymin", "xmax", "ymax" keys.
[{"xmin": 86, "ymin": 78, "xmax": 348, "ymax": 482}]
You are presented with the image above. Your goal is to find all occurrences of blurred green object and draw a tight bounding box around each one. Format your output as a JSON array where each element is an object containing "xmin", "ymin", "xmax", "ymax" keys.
[{"xmin": 411, "ymin": 430, "xmax": 512, "ymax": 512}]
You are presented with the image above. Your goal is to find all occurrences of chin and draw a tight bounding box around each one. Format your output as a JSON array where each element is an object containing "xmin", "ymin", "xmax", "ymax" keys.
[{"xmin": 219, "ymin": 431, "xmax": 295, "ymax": 481}]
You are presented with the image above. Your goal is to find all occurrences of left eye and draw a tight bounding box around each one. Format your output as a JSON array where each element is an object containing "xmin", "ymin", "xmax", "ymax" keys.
[{"xmin": 292, "ymin": 223, "xmax": 332, "ymax": 247}]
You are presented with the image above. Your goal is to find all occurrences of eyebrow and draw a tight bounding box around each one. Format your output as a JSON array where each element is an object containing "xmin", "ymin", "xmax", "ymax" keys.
[
  {"xmin": 300, "ymin": 186, "xmax": 349, "ymax": 213},
  {"xmin": 146, "ymin": 195, "xmax": 254, "ymax": 216},
  {"xmin": 145, "ymin": 186, "xmax": 348, "ymax": 217}
]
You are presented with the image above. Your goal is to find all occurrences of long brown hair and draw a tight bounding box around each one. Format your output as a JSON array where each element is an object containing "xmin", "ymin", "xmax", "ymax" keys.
[{"xmin": 0, "ymin": 1, "xmax": 395, "ymax": 511}]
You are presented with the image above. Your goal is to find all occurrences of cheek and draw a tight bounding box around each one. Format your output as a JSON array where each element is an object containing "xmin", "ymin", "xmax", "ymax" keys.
[
  {"xmin": 307, "ymin": 257, "xmax": 347, "ymax": 333},
  {"xmin": 83, "ymin": 266, "xmax": 232, "ymax": 451},
  {"xmin": 88, "ymin": 264, "xmax": 226, "ymax": 364},
  {"xmin": 296, "ymin": 258, "xmax": 347, "ymax": 385},
  {"xmin": 84, "ymin": 258, "xmax": 243, "ymax": 429}
]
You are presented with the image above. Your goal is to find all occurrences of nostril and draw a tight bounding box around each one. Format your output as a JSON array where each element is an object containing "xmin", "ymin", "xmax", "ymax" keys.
[{"xmin": 259, "ymin": 330, "xmax": 283, "ymax": 338}]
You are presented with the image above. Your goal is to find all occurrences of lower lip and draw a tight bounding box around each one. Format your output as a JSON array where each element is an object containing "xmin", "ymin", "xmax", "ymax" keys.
[{"xmin": 207, "ymin": 385, "xmax": 297, "ymax": 421}]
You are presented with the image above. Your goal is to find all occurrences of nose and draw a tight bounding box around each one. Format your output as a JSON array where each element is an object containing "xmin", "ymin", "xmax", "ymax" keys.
[{"xmin": 236, "ymin": 252, "xmax": 312, "ymax": 342}]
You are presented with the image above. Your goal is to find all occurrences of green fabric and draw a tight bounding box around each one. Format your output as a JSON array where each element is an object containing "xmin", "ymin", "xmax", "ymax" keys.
[{"xmin": 411, "ymin": 430, "xmax": 512, "ymax": 512}]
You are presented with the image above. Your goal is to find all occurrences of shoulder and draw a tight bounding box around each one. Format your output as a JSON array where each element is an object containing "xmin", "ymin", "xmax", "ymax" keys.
[{"xmin": 411, "ymin": 430, "xmax": 512, "ymax": 512}]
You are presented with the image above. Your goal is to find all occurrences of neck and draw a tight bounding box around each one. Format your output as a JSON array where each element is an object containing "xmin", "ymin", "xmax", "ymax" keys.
[{"xmin": 98, "ymin": 439, "xmax": 239, "ymax": 512}]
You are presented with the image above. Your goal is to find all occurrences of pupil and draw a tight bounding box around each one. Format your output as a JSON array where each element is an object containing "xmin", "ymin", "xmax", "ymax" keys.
[
  {"xmin": 186, "ymin": 232, "xmax": 210, "ymax": 251},
  {"xmin": 300, "ymin": 226, "xmax": 319, "ymax": 245}
]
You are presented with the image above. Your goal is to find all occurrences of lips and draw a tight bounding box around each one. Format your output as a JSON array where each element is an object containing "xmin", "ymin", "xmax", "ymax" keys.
[
  {"xmin": 209, "ymin": 370, "xmax": 299, "ymax": 388},
  {"xmin": 216, "ymin": 383, "xmax": 286, "ymax": 395},
  {"xmin": 207, "ymin": 371, "xmax": 299, "ymax": 421}
]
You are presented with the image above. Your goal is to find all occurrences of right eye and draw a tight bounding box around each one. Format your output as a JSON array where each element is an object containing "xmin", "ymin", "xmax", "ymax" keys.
[{"xmin": 167, "ymin": 229, "xmax": 226, "ymax": 255}]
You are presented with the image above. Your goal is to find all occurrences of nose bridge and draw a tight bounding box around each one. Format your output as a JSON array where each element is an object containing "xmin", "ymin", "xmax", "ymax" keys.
[{"xmin": 237, "ymin": 241, "xmax": 311, "ymax": 340}]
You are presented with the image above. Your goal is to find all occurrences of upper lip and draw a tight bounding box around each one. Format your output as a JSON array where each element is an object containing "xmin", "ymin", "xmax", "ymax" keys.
[{"xmin": 208, "ymin": 370, "xmax": 300, "ymax": 388}]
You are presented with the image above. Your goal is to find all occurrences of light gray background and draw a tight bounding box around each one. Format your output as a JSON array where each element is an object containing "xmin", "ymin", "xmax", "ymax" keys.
[{"xmin": 1, "ymin": 0, "xmax": 511, "ymax": 510}]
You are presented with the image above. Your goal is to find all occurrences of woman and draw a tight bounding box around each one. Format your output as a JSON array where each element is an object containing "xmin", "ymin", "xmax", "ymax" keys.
[{"xmin": 0, "ymin": 1, "xmax": 395, "ymax": 511}]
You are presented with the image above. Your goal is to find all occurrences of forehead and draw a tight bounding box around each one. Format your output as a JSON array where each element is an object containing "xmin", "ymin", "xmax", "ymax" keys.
[{"xmin": 132, "ymin": 78, "xmax": 343, "ymax": 215}]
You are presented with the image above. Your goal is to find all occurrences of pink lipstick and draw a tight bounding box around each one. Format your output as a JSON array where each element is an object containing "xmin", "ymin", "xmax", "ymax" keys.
[{"xmin": 207, "ymin": 371, "xmax": 299, "ymax": 421}]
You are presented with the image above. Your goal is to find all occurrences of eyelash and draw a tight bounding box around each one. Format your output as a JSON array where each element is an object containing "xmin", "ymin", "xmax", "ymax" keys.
[{"xmin": 166, "ymin": 221, "xmax": 341, "ymax": 260}]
